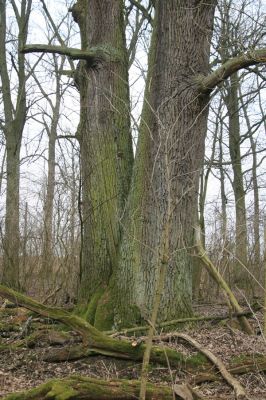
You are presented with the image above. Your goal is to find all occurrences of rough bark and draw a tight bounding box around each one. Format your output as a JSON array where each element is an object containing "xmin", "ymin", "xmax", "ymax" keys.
[
  {"xmin": 112, "ymin": 0, "xmax": 217, "ymax": 326},
  {"xmin": 71, "ymin": 0, "xmax": 133, "ymax": 320}
]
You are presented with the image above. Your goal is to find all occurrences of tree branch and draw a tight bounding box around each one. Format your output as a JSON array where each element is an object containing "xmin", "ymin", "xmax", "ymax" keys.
[
  {"xmin": 22, "ymin": 44, "xmax": 119, "ymax": 63},
  {"xmin": 198, "ymin": 48, "xmax": 266, "ymax": 93},
  {"xmin": 129, "ymin": 0, "xmax": 153, "ymax": 26}
]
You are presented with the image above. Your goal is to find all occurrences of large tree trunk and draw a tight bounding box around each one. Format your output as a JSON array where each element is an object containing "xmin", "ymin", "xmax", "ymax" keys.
[
  {"xmin": 72, "ymin": 0, "xmax": 133, "ymax": 319},
  {"xmin": 110, "ymin": 1, "xmax": 217, "ymax": 327}
]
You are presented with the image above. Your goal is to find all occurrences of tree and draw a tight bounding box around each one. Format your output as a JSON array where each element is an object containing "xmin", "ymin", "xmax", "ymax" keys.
[
  {"xmin": 213, "ymin": 0, "xmax": 266, "ymax": 289},
  {"xmin": 0, "ymin": 0, "xmax": 32, "ymax": 289},
  {"xmin": 70, "ymin": 0, "xmax": 134, "ymax": 312},
  {"xmin": 19, "ymin": 0, "xmax": 266, "ymax": 328}
]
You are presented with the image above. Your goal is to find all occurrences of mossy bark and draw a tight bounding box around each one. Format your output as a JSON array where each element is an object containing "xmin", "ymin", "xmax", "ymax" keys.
[
  {"xmin": 2, "ymin": 376, "xmax": 176, "ymax": 400},
  {"xmin": 3, "ymin": 356, "xmax": 266, "ymax": 399},
  {"xmin": 112, "ymin": 1, "xmax": 217, "ymax": 326},
  {"xmin": 72, "ymin": 0, "xmax": 133, "ymax": 313}
]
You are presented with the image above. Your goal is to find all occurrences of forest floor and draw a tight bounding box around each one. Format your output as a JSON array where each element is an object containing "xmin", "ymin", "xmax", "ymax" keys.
[{"xmin": 0, "ymin": 301, "xmax": 265, "ymax": 399}]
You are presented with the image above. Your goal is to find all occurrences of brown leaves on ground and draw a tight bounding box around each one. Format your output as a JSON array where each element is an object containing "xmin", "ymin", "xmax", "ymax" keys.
[{"xmin": 0, "ymin": 302, "xmax": 265, "ymax": 399}]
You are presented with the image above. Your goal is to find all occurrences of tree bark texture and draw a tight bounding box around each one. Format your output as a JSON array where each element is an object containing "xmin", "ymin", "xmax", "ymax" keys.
[
  {"xmin": 72, "ymin": 0, "xmax": 134, "ymax": 312},
  {"xmin": 111, "ymin": 0, "xmax": 217, "ymax": 326}
]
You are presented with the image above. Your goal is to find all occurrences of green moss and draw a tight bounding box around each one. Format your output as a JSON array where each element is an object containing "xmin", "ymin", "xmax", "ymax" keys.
[
  {"xmin": 94, "ymin": 289, "xmax": 114, "ymax": 331},
  {"xmin": 117, "ymin": 304, "xmax": 144, "ymax": 330},
  {"xmin": 0, "ymin": 343, "xmax": 21, "ymax": 352},
  {"xmin": 85, "ymin": 287, "xmax": 105, "ymax": 324},
  {"xmin": 187, "ymin": 352, "xmax": 208, "ymax": 366},
  {"xmin": 0, "ymin": 322, "xmax": 20, "ymax": 332},
  {"xmin": 46, "ymin": 382, "xmax": 78, "ymax": 399},
  {"xmin": 231, "ymin": 353, "xmax": 264, "ymax": 365},
  {"xmin": 3, "ymin": 380, "xmax": 53, "ymax": 399}
]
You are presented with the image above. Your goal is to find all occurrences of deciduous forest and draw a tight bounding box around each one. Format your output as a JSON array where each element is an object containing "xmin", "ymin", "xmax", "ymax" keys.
[{"xmin": 0, "ymin": 0, "xmax": 266, "ymax": 399}]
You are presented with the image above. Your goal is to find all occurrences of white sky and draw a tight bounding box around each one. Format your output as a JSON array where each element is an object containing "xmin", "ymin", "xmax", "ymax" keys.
[{"xmin": 0, "ymin": 0, "xmax": 266, "ymax": 249}]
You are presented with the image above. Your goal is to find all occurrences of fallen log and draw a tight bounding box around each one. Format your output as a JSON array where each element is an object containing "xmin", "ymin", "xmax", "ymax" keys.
[
  {"xmin": 0, "ymin": 284, "xmax": 207, "ymax": 369},
  {"xmin": 1, "ymin": 375, "xmax": 209, "ymax": 400}
]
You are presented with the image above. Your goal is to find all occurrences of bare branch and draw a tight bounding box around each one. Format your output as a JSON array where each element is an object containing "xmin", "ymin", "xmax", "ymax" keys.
[
  {"xmin": 39, "ymin": 0, "xmax": 75, "ymax": 71},
  {"xmin": 22, "ymin": 44, "xmax": 119, "ymax": 63},
  {"xmin": 128, "ymin": 0, "xmax": 153, "ymax": 26},
  {"xmin": 198, "ymin": 48, "xmax": 266, "ymax": 93}
]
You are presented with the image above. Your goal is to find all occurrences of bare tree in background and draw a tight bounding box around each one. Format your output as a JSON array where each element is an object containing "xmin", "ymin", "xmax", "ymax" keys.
[{"xmin": 0, "ymin": 0, "xmax": 32, "ymax": 288}]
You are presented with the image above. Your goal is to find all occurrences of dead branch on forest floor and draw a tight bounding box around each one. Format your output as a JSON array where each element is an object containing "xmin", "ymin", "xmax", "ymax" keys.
[
  {"xmin": 174, "ymin": 333, "xmax": 248, "ymax": 400},
  {"xmin": 106, "ymin": 308, "xmax": 260, "ymax": 337}
]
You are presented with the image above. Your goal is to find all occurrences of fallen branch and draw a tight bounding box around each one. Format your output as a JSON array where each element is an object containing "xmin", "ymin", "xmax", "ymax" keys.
[
  {"xmin": 1, "ymin": 375, "xmax": 213, "ymax": 400},
  {"xmin": 176, "ymin": 333, "xmax": 248, "ymax": 400},
  {"xmin": 0, "ymin": 284, "xmax": 206, "ymax": 368},
  {"xmin": 106, "ymin": 309, "xmax": 259, "ymax": 336},
  {"xmin": 0, "ymin": 283, "xmax": 262, "ymax": 398}
]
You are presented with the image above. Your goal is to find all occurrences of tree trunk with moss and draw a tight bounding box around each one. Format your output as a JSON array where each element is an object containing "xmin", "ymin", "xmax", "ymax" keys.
[
  {"xmin": 71, "ymin": 0, "xmax": 133, "ymax": 322},
  {"xmin": 23, "ymin": 0, "xmax": 266, "ymax": 329},
  {"xmin": 110, "ymin": 0, "xmax": 217, "ymax": 327}
]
